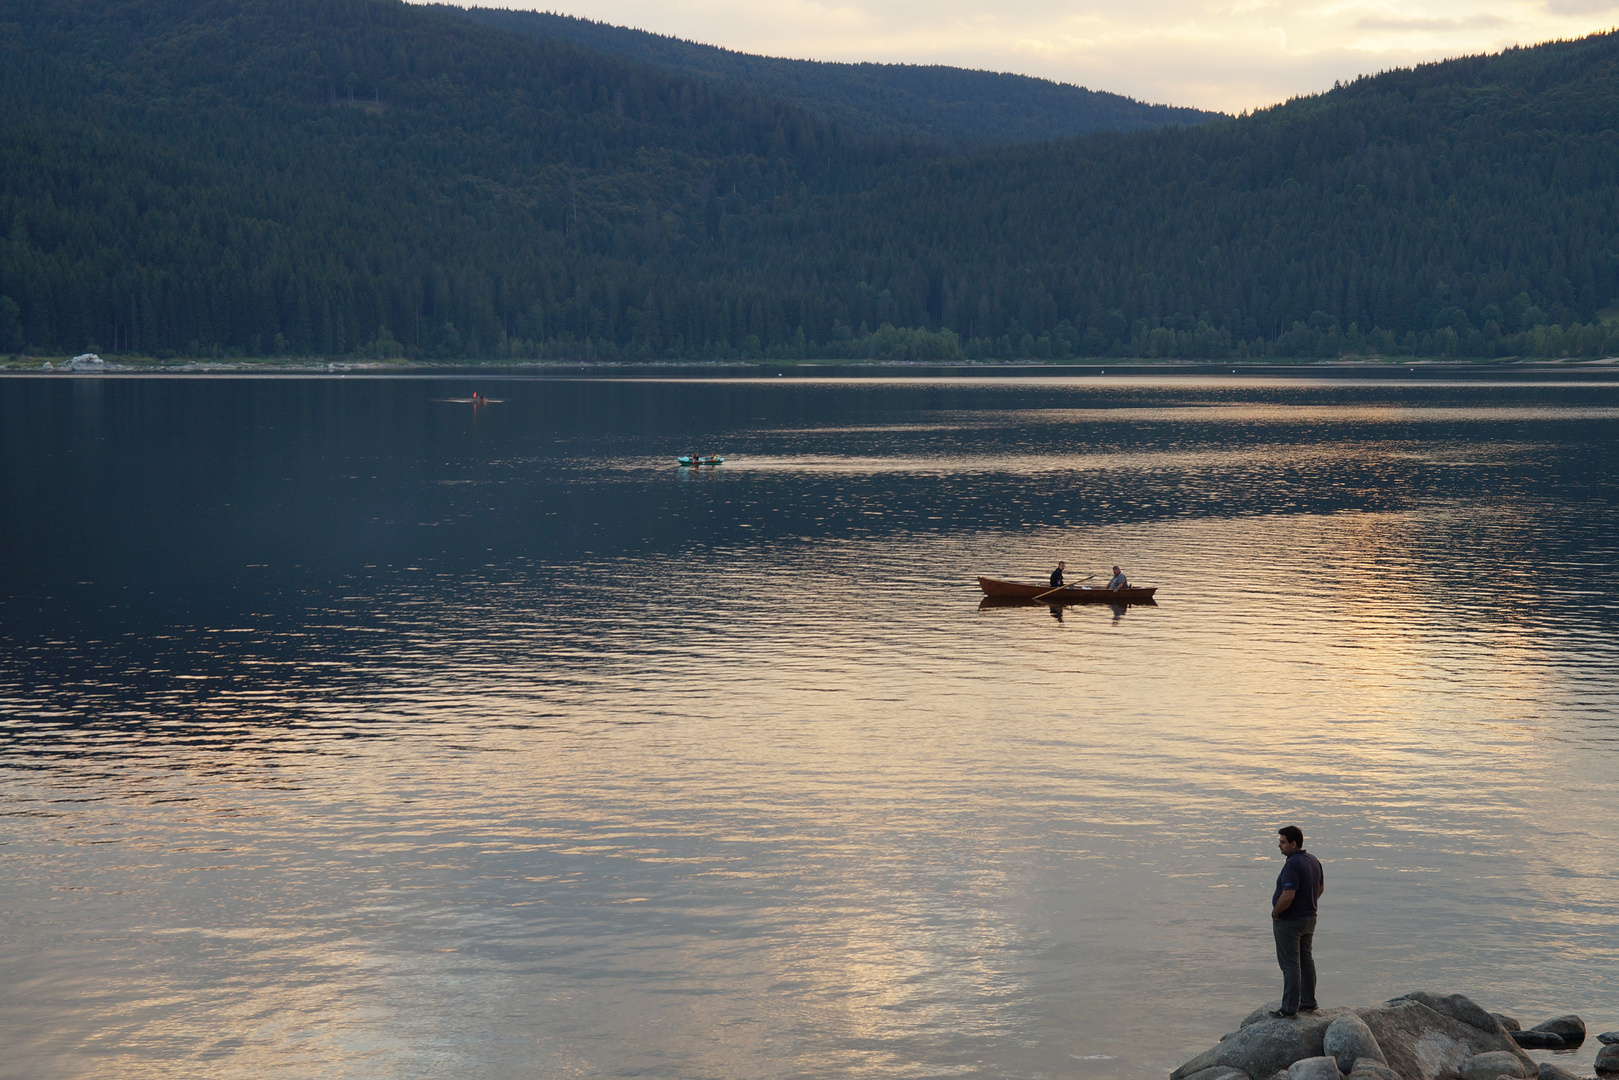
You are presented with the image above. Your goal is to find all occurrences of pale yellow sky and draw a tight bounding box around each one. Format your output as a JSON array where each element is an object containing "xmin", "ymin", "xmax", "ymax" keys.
[{"xmin": 474, "ymin": 0, "xmax": 1617, "ymax": 113}]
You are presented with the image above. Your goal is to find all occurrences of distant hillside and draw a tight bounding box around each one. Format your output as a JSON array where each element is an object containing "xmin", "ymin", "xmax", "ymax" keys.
[
  {"xmin": 776, "ymin": 35, "xmax": 1619, "ymax": 361},
  {"xmin": 0, "ymin": 0, "xmax": 903, "ymax": 359},
  {"xmin": 440, "ymin": 6, "xmax": 1222, "ymax": 147},
  {"xmin": 2, "ymin": 0, "xmax": 1618, "ymax": 362}
]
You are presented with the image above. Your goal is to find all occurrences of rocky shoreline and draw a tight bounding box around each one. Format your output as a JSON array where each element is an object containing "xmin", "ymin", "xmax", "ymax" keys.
[{"xmin": 1171, "ymin": 992, "xmax": 1619, "ymax": 1080}]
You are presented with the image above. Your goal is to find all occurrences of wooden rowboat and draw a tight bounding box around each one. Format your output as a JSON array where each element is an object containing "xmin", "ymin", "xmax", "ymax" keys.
[
  {"xmin": 979, "ymin": 595, "xmax": 1156, "ymax": 612},
  {"xmin": 677, "ymin": 455, "xmax": 725, "ymax": 466},
  {"xmin": 978, "ymin": 577, "xmax": 1158, "ymax": 604}
]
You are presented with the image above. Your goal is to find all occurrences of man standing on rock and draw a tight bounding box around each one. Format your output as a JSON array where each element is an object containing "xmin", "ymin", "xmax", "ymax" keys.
[{"xmin": 1270, "ymin": 825, "xmax": 1325, "ymax": 1018}]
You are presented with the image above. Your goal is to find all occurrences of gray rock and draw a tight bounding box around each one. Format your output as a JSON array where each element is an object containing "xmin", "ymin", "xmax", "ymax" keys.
[
  {"xmin": 1346, "ymin": 1067, "xmax": 1401, "ymax": 1080},
  {"xmin": 1172, "ymin": 1016, "xmax": 1343, "ymax": 1080},
  {"xmin": 1459, "ymin": 1051, "xmax": 1533, "ymax": 1080},
  {"xmin": 1325, "ymin": 1015, "xmax": 1388, "ymax": 1074},
  {"xmin": 1242, "ymin": 1004, "xmax": 1345, "ymax": 1029},
  {"xmin": 1393, "ymin": 992, "xmax": 1506, "ymax": 1035},
  {"xmin": 1242, "ymin": 1005, "xmax": 1278, "ymax": 1029},
  {"xmin": 1595, "ymin": 1045, "xmax": 1619, "ymax": 1074},
  {"xmin": 1530, "ymin": 1017, "xmax": 1585, "ymax": 1049},
  {"xmin": 1599, "ymin": 1033, "xmax": 1619, "ymax": 1047},
  {"xmin": 1289, "ymin": 1057, "xmax": 1344, "ymax": 1080},
  {"xmin": 1182, "ymin": 996, "xmax": 1536, "ymax": 1080},
  {"xmin": 1494, "ymin": 1015, "xmax": 1522, "ymax": 1032},
  {"xmin": 1243, "ymin": 1004, "xmax": 1288, "ymax": 1028},
  {"xmin": 1354, "ymin": 998, "xmax": 1534, "ymax": 1080},
  {"xmin": 1539, "ymin": 1062, "xmax": 1590, "ymax": 1080},
  {"xmin": 1183, "ymin": 1067, "xmax": 1252, "ymax": 1080},
  {"xmin": 1511, "ymin": 1031, "xmax": 1565, "ymax": 1050}
]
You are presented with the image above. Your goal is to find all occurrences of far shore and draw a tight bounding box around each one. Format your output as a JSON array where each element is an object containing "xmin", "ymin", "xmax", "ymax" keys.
[{"xmin": 5, "ymin": 354, "xmax": 1619, "ymax": 379}]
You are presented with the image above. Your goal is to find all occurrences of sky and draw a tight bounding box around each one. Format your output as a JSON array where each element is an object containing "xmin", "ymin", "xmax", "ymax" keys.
[{"xmin": 473, "ymin": 0, "xmax": 1617, "ymax": 113}]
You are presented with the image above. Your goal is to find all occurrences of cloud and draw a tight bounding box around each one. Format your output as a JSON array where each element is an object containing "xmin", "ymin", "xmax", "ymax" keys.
[
  {"xmin": 1353, "ymin": 14, "xmax": 1510, "ymax": 30},
  {"xmin": 1215, "ymin": 0, "xmax": 1283, "ymax": 14},
  {"xmin": 1543, "ymin": 0, "xmax": 1619, "ymax": 13}
]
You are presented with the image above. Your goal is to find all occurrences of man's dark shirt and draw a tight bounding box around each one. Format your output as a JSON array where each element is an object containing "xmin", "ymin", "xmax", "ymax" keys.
[
  {"xmin": 1050, "ymin": 567, "xmax": 1064, "ymax": 587},
  {"xmin": 1273, "ymin": 849, "xmax": 1324, "ymax": 920}
]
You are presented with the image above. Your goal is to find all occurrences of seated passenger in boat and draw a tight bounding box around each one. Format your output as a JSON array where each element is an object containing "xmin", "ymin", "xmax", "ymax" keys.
[
  {"xmin": 1107, "ymin": 565, "xmax": 1128, "ymax": 590},
  {"xmin": 1050, "ymin": 561, "xmax": 1066, "ymax": 588}
]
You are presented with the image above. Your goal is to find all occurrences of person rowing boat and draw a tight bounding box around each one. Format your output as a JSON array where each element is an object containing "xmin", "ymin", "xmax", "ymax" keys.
[
  {"xmin": 1049, "ymin": 561, "xmax": 1066, "ymax": 588},
  {"xmin": 978, "ymin": 575, "xmax": 1156, "ymax": 604}
]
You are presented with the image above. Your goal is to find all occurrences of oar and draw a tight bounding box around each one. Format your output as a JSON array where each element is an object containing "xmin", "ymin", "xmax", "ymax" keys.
[{"xmin": 1032, "ymin": 574, "xmax": 1095, "ymax": 601}]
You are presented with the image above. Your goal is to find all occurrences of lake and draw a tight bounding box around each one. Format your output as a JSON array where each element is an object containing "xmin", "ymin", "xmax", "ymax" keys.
[{"xmin": 2, "ymin": 374, "xmax": 1617, "ymax": 1080}]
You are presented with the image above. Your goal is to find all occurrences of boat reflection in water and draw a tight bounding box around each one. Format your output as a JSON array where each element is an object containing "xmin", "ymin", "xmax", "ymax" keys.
[
  {"xmin": 977, "ymin": 596, "xmax": 1147, "ymax": 624},
  {"xmin": 978, "ymin": 594, "xmax": 1156, "ymax": 619}
]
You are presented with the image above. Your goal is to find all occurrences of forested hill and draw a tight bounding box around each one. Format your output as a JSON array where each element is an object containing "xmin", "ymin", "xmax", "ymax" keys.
[
  {"xmin": 805, "ymin": 35, "xmax": 1619, "ymax": 361},
  {"xmin": 2, "ymin": 0, "xmax": 1618, "ymax": 362},
  {"xmin": 0, "ymin": 0, "xmax": 908, "ymax": 358},
  {"xmin": 440, "ymin": 6, "xmax": 1221, "ymax": 147}
]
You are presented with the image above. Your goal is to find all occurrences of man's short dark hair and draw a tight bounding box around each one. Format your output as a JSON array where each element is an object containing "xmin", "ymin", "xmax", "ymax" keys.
[{"xmin": 1278, "ymin": 826, "xmax": 1304, "ymax": 846}]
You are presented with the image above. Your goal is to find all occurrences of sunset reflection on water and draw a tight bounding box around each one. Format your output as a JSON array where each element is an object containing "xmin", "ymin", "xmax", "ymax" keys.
[{"xmin": 2, "ymin": 376, "xmax": 1617, "ymax": 1080}]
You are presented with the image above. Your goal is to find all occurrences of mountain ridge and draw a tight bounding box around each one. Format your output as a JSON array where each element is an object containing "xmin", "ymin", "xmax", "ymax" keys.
[
  {"xmin": 439, "ymin": 5, "xmax": 1223, "ymax": 147},
  {"xmin": 1, "ymin": 0, "xmax": 1616, "ymax": 361}
]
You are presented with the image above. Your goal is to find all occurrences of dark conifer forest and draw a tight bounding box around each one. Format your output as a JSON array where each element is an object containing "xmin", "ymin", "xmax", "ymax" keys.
[
  {"xmin": 1, "ymin": 0, "xmax": 1617, "ymax": 361},
  {"xmin": 444, "ymin": 6, "xmax": 1220, "ymax": 147}
]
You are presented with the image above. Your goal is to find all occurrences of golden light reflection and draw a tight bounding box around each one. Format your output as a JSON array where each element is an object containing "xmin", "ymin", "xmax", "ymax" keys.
[{"xmin": 5, "ymin": 380, "xmax": 1617, "ymax": 1080}]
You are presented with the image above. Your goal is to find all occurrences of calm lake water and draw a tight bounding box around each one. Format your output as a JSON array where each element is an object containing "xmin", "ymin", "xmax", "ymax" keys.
[{"xmin": 2, "ymin": 374, "xmax": 1617, "ymax": 1080}]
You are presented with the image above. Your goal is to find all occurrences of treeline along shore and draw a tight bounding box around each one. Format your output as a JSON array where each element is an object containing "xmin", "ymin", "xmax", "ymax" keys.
[{"xmin": 2, "ymin": 0, "xmax": 1618, "ymax": 363}]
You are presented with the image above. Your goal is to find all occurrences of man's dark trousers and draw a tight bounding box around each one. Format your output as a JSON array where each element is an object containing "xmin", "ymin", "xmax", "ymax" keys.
[{"xmin": 1272, "ymin": 916, "xmax": 1317, "ymax": 1014}]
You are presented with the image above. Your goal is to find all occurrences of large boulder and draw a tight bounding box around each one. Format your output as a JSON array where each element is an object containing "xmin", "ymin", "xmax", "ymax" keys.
[
  {"xmin": 1394, "ymin": 993, "xmax": 1507, "ymax": 1036},
  {"xmin": 1353, "ymin": 997, "xmax": 1533, "ymax": 1080},
  {"xmin": 1182, "ymin": 1067, "xmax": 1252, "ymax": 1080},
  {"xmin": 1290, "ymin": 1058, "xmax": 1344, "ymax": 1080},
  {"xmin": 1240, "ymin": 1005, "xmax": 1282, "ymax": 1028},
  {"xmin": 1458, "ymin": 1051, "xmax": 1532, "ymax": 1080},
  {"xmin": 1599, "ymin": 1033, "xmax": 1619, "ymax": 1047},
  {"xmin": 1529, "ymin": 1017, "xmax": 1585, "ymax": 1049},
  {"xmin": 1511, "ymin": 1031, "xmax": 1564, "ymax": 1050},
  {"xmin": 1173, "ymin": 1015, "xmax": 1345, "ymax": 1080},
  {"xmin": 1176, "ymin": 995, "xmax": 1534, "ymax": 1080},
  {"xmin": 1538, "ymin": 1063, "xmax": 1588, "ymax": 1080},
  {"xmin": 1347, "ymin": 1067, "xmax": 1401, "ymax": 1080},
  {"xmin": 1325, "ymin": 1015, "xmax": 1388, "ymax": 1074},
  {"xmin": 1241, "ymin": 1005, "xmax": 1337, "ymax": 1029},
  {"xmin": 1595, "ymin": 1045, "xmax": 1619, "ymax": 1074},
  {"xmin": 1493, "ymin": 1016, "xmax": 1521, "ymax": 1032}
]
